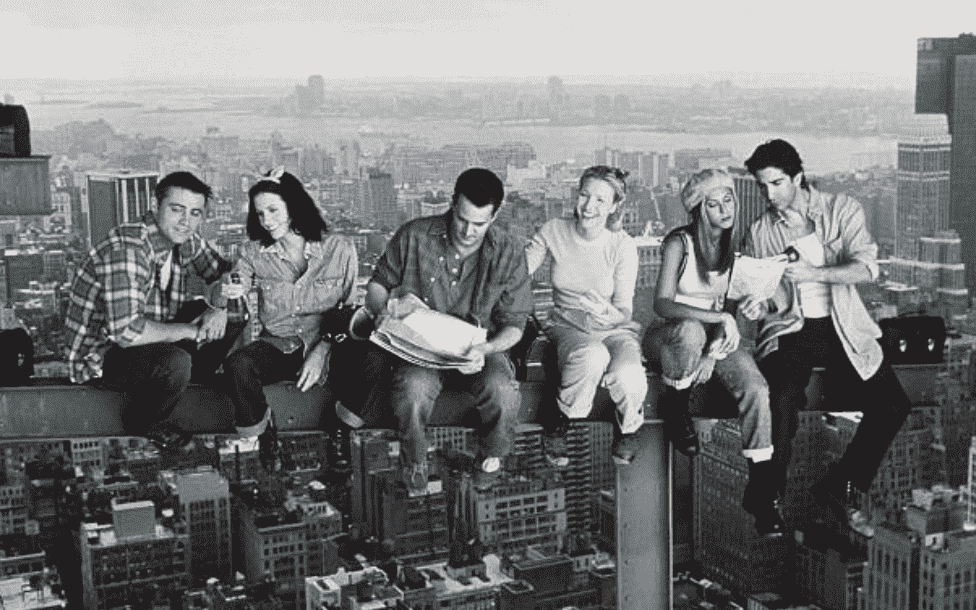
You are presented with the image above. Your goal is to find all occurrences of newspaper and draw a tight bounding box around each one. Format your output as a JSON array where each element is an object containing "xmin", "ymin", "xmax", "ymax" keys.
[
  {"xmin": 370, "ymin": 308, "xmax": 488, "ymax": 370},
  {"xmin": 726, "ymin": 254, "xmax": 788, "ymax": 301}
]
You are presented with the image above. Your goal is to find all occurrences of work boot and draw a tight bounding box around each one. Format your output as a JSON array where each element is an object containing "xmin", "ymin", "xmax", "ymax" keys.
[
  {"xmin": 258, "ymin": 411, "xmax": 285, "ymax": 473},
  {"xmin": 660, "ymin": 387, "xmax": 698, "ymax": 457},
  {"xmin": 743, "ymin": 459, "xmax": 786, "ymax": 537},
  {"xmin": 611, "ymin": 432, "xmax": 640, "ymax": 466},
  {"xmin": 144, "ymin": 420, "xmax": 194, "ymax": 453},
  {"xmin": 474, "ymin": 457, "xmax": 502, "ymax": 492},
  {"xmin": 809, "ymin": 466, "xmax": 861, "ymax": 525}
]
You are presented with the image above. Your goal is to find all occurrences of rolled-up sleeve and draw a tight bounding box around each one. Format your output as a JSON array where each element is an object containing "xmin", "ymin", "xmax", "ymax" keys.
[
  {"xmin": 492, "ymin": 248, "xmax": 532, "ymax": 333},
  {"xmin": 371, "ymin": 227, "xmax": 406, "ymax": 291},
  {"xmin": 838, "ymin": 195, "xmax": 879, "ymax": 281}
]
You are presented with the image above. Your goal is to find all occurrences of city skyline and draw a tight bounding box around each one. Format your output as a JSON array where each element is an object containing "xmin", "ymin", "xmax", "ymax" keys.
[{"xmin": 0, "ymin": 0, "xmax": 973, "ymax": 80}]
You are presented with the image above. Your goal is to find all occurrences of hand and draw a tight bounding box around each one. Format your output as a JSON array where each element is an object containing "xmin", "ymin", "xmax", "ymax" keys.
[
  {"xmin": 708, "ymin": 312, "xmax": 739, "ymax": 357},
  {"xmin": 738, "ymin": 295, "xmax": 767, "ymax": 321},
  {"xmin": 386, "ymin": 292, "xmax": 427, "ymax": 321},
  {"xmin": 783, "ymin": 259, "xmax": 822, "ymax": 283},
  {"xmin": 195, "ymin": 308, "xmax": 228, "ymax": 345},
  {"xmin": 458, "ymin": 343, "xmax": 489, "ymax": 375},
  {"xmin": 693, "ymin": 355, "xmax": 716, "ymax": 386},
  {"xmin": 297, "ymin": 344, "xmax": 329, "ymax": 392},
  {"xmin": 580, "ymin": 290, "xmax": 627, "ymax": 327}
]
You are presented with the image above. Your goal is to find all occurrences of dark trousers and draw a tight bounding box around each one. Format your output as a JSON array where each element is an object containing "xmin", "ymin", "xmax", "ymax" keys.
[
  {"xmin": 758, "ymin": 317, "xmax": 912, "ymax": 493},
  {"xmin": 101, "ymin": 302, "xmax": 243, "ymax": 434},
  {"xmin": 325, "ymin": 340, "xmax": 393, "ymax": 429},
  {"xmin": 0, "ymin": 328, "xmax": 33, "ymax": 386},
  {"xmin": 224, "ymin": 340, "xmax": 306, "ymax": 429},
  {"xmin": 390, "ymin": 353, "xmax": 519, "ymax": 465}
]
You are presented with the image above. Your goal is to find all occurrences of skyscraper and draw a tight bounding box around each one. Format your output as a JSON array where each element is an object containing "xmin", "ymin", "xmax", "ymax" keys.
[
  {"xmin": 887, "ymin": 115, "xmax": 968, "ymax": 320},
  {"xmin": 895, "ymin": 117, "xmax": 952, "ymax": 260},
  {"xmin": 161, "ymin": 467, "xmax": 232, "ymax": 585},
  {"xmin": 86, "ymin": 171, "xmax": 159, "ymax": 247},
  {"xmin": 916, "ymin": 34, "xmax": 976, "ymax": 288},
  {"xmin": 730, "ymin": 168, "xmax": 767, "ymax": 250}
]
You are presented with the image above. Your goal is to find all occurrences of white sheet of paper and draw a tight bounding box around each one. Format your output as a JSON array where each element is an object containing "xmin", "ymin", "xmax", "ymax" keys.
[{"xmin": 727, "ymin": 255, "xmax": 788, "ymax": 301}]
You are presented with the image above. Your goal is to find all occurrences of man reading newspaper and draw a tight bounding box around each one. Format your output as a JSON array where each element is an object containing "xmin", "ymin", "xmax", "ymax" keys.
[{"xmin": 363, "ymin": 168, "xmax": 532, "ymax": 494}]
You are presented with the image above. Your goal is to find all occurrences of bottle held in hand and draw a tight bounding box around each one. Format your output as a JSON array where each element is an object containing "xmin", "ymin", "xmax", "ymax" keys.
[{"xmin": 225, "ymin": 273, "xmax": 249, "ymax": 324}]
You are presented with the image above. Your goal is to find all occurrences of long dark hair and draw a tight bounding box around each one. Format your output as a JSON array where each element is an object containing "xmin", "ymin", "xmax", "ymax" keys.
[
  {"xmin": 246, "ymin": 170, "xmax": 328, "ymax": 246},
  {"xmin": 667, "ymin": 207, "xmax": 734, "ymax": 284}
]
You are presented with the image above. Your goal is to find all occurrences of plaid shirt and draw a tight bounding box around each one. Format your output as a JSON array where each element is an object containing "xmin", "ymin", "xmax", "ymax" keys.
[
  {"xmin": 66, "ymin": 211, "xmax": 231, "ymax": 383},
  {"xmin": 371, "ymin": 211, "xmax": 532, "ymax": 337}
]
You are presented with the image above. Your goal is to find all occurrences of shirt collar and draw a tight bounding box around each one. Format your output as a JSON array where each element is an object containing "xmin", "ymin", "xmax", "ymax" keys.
[
  {"xmin": 143, "ymin": 211, "xmax": 193, "ymax": 264},
  {"xmin": 260, "ymin": 237, "xmax": 322, "ymax": 260},
  {"xmin": 433, "ymin": 210, "xmax": 499, "ymax": 250},
  {"xmin": 771, "ymin": 186, "xmax": 824, "ymax": 224}
]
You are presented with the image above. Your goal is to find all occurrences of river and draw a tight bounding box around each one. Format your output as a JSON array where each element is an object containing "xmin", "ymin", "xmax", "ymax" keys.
[{"xmin": 25, "ymin": 103, "xmax": 895, "ymax": 174}]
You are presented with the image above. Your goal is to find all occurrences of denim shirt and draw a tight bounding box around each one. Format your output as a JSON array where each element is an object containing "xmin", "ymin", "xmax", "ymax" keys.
[
  {"xmin": 371, "ymin": 212, "xmax": 531, "ymax": 337},
  {"xmin": 234, "ymin": 233, "xmax": 358, "ymax": 354},
  {"xmin": 742, "ymin": 187, "xmax": 883, "ymax": 380}
]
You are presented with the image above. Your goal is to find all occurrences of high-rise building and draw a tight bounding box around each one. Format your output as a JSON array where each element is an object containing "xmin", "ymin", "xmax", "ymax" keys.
[
  {"xmin": 793, "ymin": 521, "xmax": 868, "ymax": 610},
  {"xmin": 79, "ymin": 501, "xmax": 189, "ymax": 610},
  {"xmin": 160, "ymin": 467, "xmax": 232, "ymax": 585},
  {"xmin": 364, "ymin": 469, "xmax": 448, "ymax": 564},
  {"xmin": 916, "ymin": 34, "xmax": 976, "ymax": 289},
  {"xmin": 563, "ymin": 421, "xmax": 614, "ymax": 533},
  {"xmin": 85, "ymin": 171, "xmax": 159, "ymax": 247},
  {"xmin": 692, "ymin": 419, "xmax": 791, "ymax": 595},
  {"xmin": 0, "ymin": 156, "xmax": 52, "ymax": 216},
  {"xmin": 859, "ymin": 486, "xmax": 974, "ymax": 610},
  {"xmin": 232, "ymin": 481, "xmax": 341, "ymax": 610},
  {"xmin": 730, "ymin": 168, "xmax": 767, "ymax": 250},
  {"xmin": 885, "ymin": 116, "xmax": 969, "ymax": 320},
  {"xmin": 363, "ymin": 170, "xmax": 397, "ymax": 230},
  {"xmin": 895, "ymin": 117, "xmax": 952, "ymax": 260},
  {"xmin": 967, "ymin": 436, "xmax": 976, "ymax": 527},
  {"xmin": 308, "ymin": 75, "xmax": 325, "ymax": 106}
]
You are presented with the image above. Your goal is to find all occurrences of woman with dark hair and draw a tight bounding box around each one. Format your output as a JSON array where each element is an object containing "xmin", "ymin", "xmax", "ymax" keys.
[
  {"xmin": 642, "ymin": 167, "xmax": 781, "ymax": 536},
  {"xmin": 223, "ymin": 168, "xmax": 358, "ymax": 472},
  {"xmin": 526, "ymin": 165, "xmax": 647, "ymax": 467}
]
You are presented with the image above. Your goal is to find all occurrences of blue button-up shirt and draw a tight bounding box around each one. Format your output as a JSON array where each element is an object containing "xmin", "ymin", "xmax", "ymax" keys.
[{"xmin": 234, "ymin": 233, "xmax": 358, "ymax": 354}]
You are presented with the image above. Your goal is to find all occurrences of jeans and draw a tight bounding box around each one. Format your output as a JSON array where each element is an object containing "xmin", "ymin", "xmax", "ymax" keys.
[
  {"xmin": 390, "ymin": 352, "xmax": 519, "ymax": 466},
  {"xmin": 758, "ymin": 317, "xmax": 912, "ymax": 493},
  {"xmin": 546, "ymin": 323, "xmax": 648, "ymax": 435},
  {"xmin": 325, "ymin": 340, "xmax": 393, "ymax": 429},
  {"xmin": 224, "ymin": 339, "xmax": 306, "ymax": 432},
  {"xmin": 101, "ymin": 302, "xmax": 243, "ymax": 434},
  {"xmin": 643, "ymin": 319, "xmax": 773, "ymax": 459}
]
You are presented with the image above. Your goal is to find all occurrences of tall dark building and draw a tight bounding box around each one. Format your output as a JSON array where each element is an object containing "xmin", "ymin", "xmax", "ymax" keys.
[
  {"xmin": 86, "ymin": 171, "xmax": 159, "ymax": 247},
  {"xmin": 730, "ymin": 168, "xmax": 767, "ymax": 250},
  {"xmin": 916, "ymin": 34, "xmax": 976, "ymax": 288}
]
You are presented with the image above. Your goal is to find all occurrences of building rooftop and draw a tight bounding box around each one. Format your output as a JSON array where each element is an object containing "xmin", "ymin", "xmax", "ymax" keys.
[
  {"xmin": 0, "ymin": 576, "xmax": 65, "ymax": 610},
  {"xmin": 83, "ymin": 522, "xmax": 177, "ymax": 548},
  {"xmin": 414, "ymin": 554, "xmax": 511, "ymax": 595}
]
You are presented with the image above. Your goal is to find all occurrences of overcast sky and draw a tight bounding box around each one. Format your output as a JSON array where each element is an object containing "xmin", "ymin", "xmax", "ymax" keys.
[{"xmin": 2, "ymin": 0, "xmax": 974, "ymax": 81}]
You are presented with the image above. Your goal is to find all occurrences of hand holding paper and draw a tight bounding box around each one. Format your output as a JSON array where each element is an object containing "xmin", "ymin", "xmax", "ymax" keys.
[{"xmin": 726, "ymin": 254, "xmax": 788, "ymax": 301}]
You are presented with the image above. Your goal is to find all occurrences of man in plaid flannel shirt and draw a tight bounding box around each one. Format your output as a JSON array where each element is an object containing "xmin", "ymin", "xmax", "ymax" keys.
[{"xmin": 65, "ymin": 171, "xmax": 239, "ymax": 450}]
